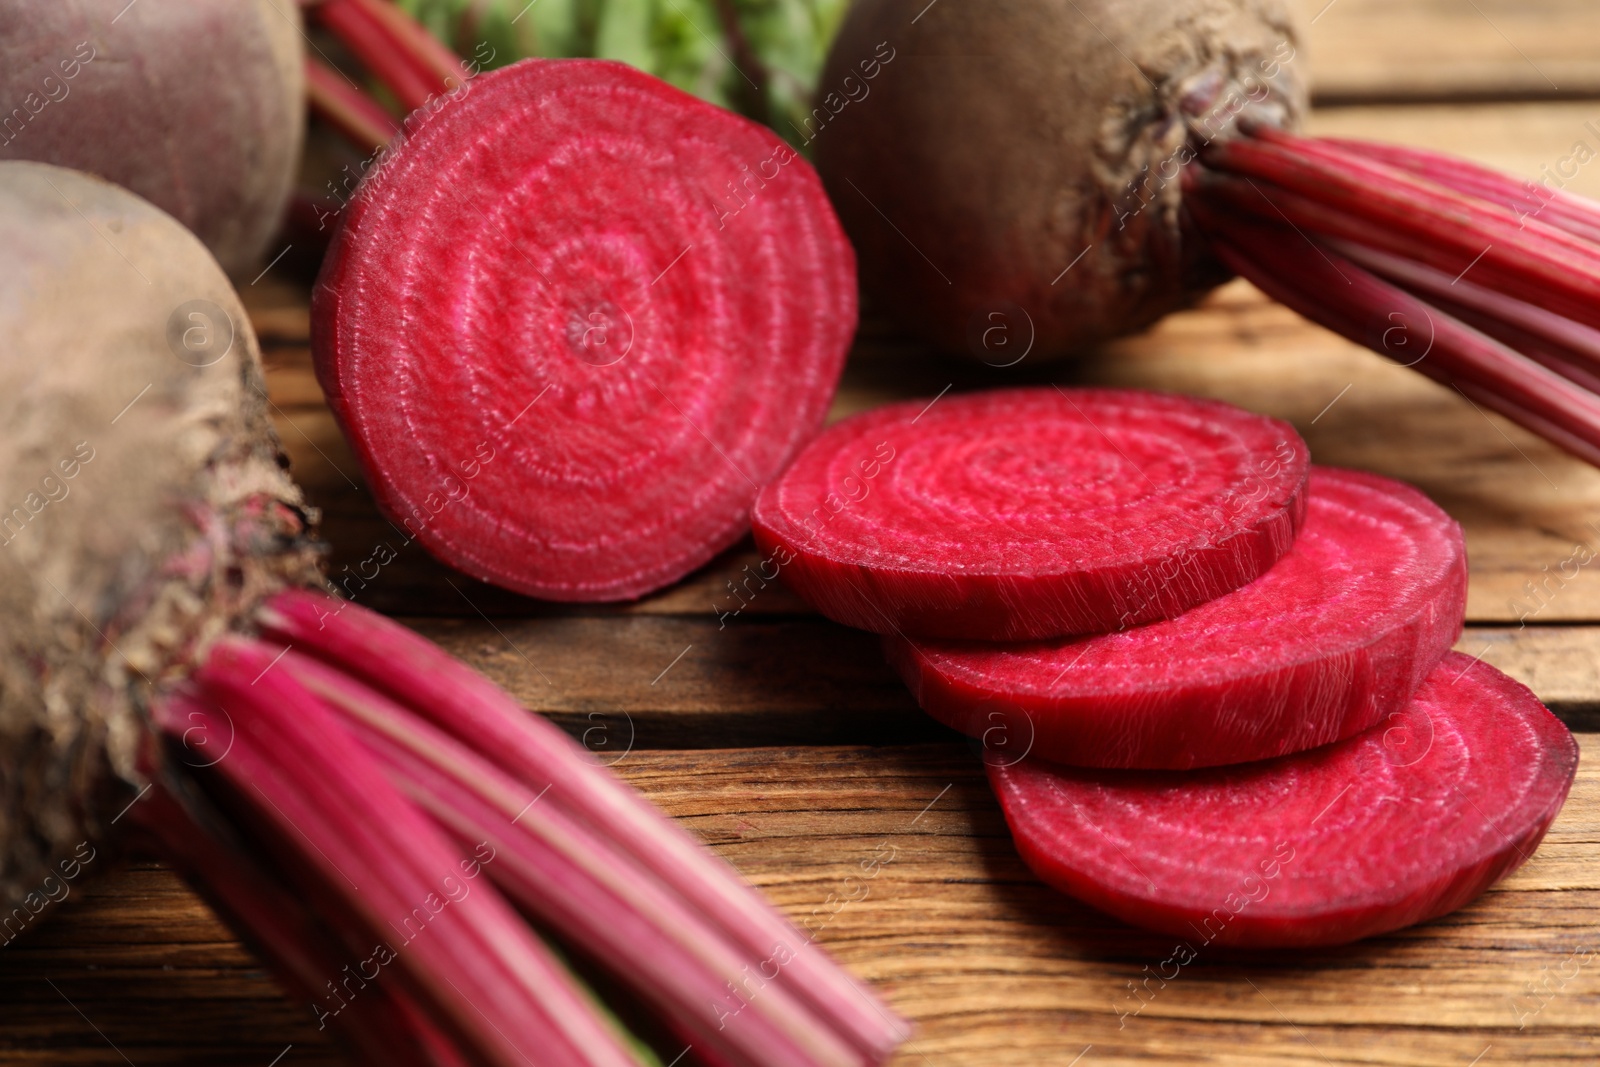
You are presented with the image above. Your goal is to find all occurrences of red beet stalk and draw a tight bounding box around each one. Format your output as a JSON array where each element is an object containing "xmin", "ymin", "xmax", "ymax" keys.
[
  {"xmin": 305, "ymin": 56, "xmax": 401, "ymax": 154},
  {"xmin": 258, "ymin": 591, "xmax": 905, "ymax": 1062},
  {"xmin": 297, "ymin": 0, "xmax": 479, "ymax": 154},
  {"xmin": 1186, "ymin": 123, "xmax": 1600, "ymax": 465},
  {"xmin": 307, "ymin": 0, "xmax": 467, "ymax": 113},
  {"xmin": 138, "ymin": 590, "xmax": 906, "ymax": 1067}
]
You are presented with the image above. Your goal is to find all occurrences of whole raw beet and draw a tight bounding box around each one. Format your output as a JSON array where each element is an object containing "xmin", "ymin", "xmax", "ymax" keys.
[
  {"xmin": 0, "ymin": 160, "xmax": 318, "ymax": 912},
  {"xmin": 0, "ymin": 0, "xmax": 305, "ymax": 274},
  {"xmin": 814, "ymin": 0, "xmax": 1307, "ymax": 360}
]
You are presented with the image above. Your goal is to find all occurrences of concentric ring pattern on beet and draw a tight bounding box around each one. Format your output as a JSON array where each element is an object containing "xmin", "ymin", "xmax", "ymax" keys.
[
  {"xmin": 751, "ymin": 387, "xmax": 1310, "ymax": 640},
  {"xmin": 886, "ymin": 467, "xmax": 1468, "ymax": 768},
  {"xmin": 312, "ymin": 58, "xmax": 856, "ymax": 602},
  {"xmin": 988, "ymin": 653, "xmax": 1579, "ymax": 949}
]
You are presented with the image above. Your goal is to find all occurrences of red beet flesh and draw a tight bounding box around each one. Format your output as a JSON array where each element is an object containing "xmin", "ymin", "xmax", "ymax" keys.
[
  {"xmin": 887, "ymin": 467, "xmax": 1467, "ymax": 768},
  {"xmin": 751, "ymin": 388, "xmax": 1309, "ymax": 641},
  {"xmin": 989, "ymin": 654, "xmax": 1579, "ymax": 948},
  {"xmin": 313, "ymin": 58, "xmax": 855, "ymax": 601}
]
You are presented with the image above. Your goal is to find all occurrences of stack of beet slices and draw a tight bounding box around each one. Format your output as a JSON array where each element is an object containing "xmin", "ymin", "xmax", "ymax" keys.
[{"xmin": 753, "ymin": 387, "xmax": 1579, "ymax": 948}]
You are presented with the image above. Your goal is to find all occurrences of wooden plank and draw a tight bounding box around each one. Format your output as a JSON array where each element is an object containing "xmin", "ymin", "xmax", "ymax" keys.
[
  {"xmin": 1455, "ymin": 627, "xmax": 1600, "ymax": 728},
  {"xmin": 5, "ymin": 739, "xmax": 1594, "ymax": 1065},
  {"xmin": 407, "ymin": 615, "xmax": 1600, "ymax": 746},
  {"xmin": 404, "ymin": 613, "xmax": 938, "ymax": 749},
  {"xmin": 0, "ymin": 865, "xmax": 342, "ymax": 1064},
  {"xmin": 1286, "ymin": 0, "xmax": 1600, "ymax": 103}
]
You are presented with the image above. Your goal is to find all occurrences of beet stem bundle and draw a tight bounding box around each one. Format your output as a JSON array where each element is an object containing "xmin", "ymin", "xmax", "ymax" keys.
[
  {"xmin": 305, "ymin": 57, "xmax": 401, "ymax": 154},
  {"xmin": 1188, "ymin": 125, "xmax": 1600, "ymax": 464},
  {"xmin": 135, "ymin": 787, "xmax": 459, "ymax": 1067},
  {"xmin": 301, "ymin": 0, "xmax": 472, "ymax": 150},
  {"xmin": 139, "ymin": 591, "xmax": 905, "ymax": 1067},
  {"xmin": 308, "ymin": 0, "xmax": 468, "ymax": 113}
]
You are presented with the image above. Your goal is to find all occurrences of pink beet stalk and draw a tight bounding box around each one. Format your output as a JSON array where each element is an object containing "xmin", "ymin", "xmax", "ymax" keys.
[
  {"xmin": 308, "ymin": 0, "xmax": 468, "ymax": 115},
  {"xmin": 310, "ymin": 1, "xmax": 437, "ymax": 112},
  {"xmin": 277, "ymin": 648, "xmax": 866, "ymax": 1067},
  {"xmin": 1188, "ymin": 124, "xmax": 1600, "ymax": 464},
  {"xmin": 1326, "ymin": 138, "xmax": 1600, "ymax": 245},
  {"xmin": 146, "ymin": 591, "xmax": 906, "ymax": 1067},
  {"xmin": 258, "ymin": 591, "xmax": 910, "ymax": 1065},
  {"xmin": 133, "ymin": 787, "xmax": 451, "ymax": 1067},
  {"xmin": 305, "ymin": 56, "xmax": 401, "ymax": 153},
  {"xmin": 150, "ymin": 639, "xmax": 645, "ymax": 1067}
]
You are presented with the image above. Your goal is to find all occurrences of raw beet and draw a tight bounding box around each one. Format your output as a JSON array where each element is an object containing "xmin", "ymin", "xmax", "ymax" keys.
[
  {"xmin": 313, "ymin": 58, "xmax": 855, "ymax": 602},
  {"xmin": 0, "ymin": 0, "xmax": 305, "ymax": 274},
  {"xmin": 989, "ymin": 653, "xmax": 1579, "ymax": 948},
  {"xmin": 886, "ymin": 467, "xmax": 1467, "ymax": 768},
  {"xmin": 814, "ymin": 0, "xmax": 1305, "ymax": 358},
  {"xmin": 750, "ymin": 387, "xmax": 1309, "ymax": 641}
]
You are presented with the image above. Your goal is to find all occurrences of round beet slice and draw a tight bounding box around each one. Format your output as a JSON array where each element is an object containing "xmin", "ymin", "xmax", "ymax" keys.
[
  {"xmin": 751, "ymin": 388, "xmax": 1310, "ymax": 640},
  {"xmin": 989, "ymin": 653, "xmax": 1579, "ymax": 949},
  {"xmin": 313, "ymin": 59, "xmax": 855, "ymax": 601},
  {"xmin": 887, "ymin": 467, "xmax": 1468, "ymax": 769}
]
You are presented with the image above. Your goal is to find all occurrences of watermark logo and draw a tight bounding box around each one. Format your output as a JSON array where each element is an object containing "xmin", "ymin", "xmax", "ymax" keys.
[
  {"xmin": 1376, "ymin": 705, "xmax": 1434, "ymax": 768},
  {"xmin": 580, "ymin": 709, "xmax": 636, "ymax": 766},
  {"xmin": 1379, "ymin": 309, "xmax": 1434, "ymax": 368},
  {"xmin": 177, "ymin": 704, "xmax": 236, "ymax": 769},
  {"xmin": 975, "ymin": 700, "xmax": 1036, "ymax": 768},
  {"xmin": 569, "ymin": 303, "xmax": 634, "ymax": 367},
  {"xmin": 166, "ymin": 299, "xmax": 235, "ymax": 367},
  {"xmin": 966, "ymin": 303, "xmax": 1034, "ymax": 367}
]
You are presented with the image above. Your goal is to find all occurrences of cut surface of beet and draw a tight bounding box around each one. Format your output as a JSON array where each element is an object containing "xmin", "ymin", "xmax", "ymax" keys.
[
  {"xmin": 887, "ymin": 467, "xmax": 1467, "ymax": 768},
  {"xmin": 313, "ymin": 58, "xmax": 855, "ymax": 602},
  {"xmin": 751, "ymin": 388, "xmax": 1309, "ymax": 640},
  {"xmin": 989, "ymin": 653, "xmax": 1579, "ymax": 948}
]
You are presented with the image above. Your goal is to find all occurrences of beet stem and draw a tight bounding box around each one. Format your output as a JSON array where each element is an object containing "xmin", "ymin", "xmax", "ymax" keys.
[
  {"xmin": 1326, "ymin": 238, "xmax": 1600, "ymax": 384},
  {"xmin": 1203, "ymin": 133, "xmax": 1600, "ymax": 331},
  {"xmin": 1194, "ymin": 207, "xmax": 1600, "ymax": 465},
  {"xmin": 277, "ymin": 646, "xmax": 866, "ymax": 1067},
  {"xmin": 131, "ymin": 783, "xmax": 449, "ymax": 1067},
  {"xmin": 154, "ymin": 639, "xmax": 650, "ymax": 1067},
  {"xmin": 1190, "ymin": 126, "xmax": 1600, "ymax": 466},
  {"xmin": 312, "ymin": 0, "xmax": 462, "ymax": 114},
  {"xmin": 256, "ymin": 591, "xmax": 909, "ymax": 1063},
  {"xmin": 346, "ymin": 0, "xmax": 471, "ymax": 88},
  {"xmin": 1322, "ymin": 137, "xmax": 1600, "ymax": 244},
  {"xmin": 305, "ymin": 56, "xmax": 400, "ymax": 153}
]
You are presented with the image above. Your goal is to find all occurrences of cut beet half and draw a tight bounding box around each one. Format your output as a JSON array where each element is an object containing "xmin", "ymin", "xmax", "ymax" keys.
[
  {"xmin": 886, "ymin": 467, "xmax": 1468, "ymax": 769},
  {"xmin": 989, "ymin": 653, "xmax": 1579, "ymax": 949},
  {"xmin": 751, "ymin": 387, "xmax": 1310, "ymax": 640},
  {"xmin": 312, "ymin": 58, "xmax": 855, "ymax": 601}
]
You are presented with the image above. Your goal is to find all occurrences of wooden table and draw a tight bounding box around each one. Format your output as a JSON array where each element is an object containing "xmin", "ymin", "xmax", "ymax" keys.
[{"xmin": 7, "ymin": 3, "xmax": 1600, "ymax": 1064}]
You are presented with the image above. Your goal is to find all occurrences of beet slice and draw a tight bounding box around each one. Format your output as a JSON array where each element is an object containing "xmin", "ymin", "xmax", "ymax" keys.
[
  {"xmin": 989, "ymin": 653, "xmax": 1579, "ymax": 948},
  {"xmin": 750, "ymin": 388, "xmax": 1310, "ymax": 640},
  {"xmin": 313, "ymin": 58, "xmax": 855, "ymax": 601},
  {"xmin": 886, "ymin": 467, "xmax": 1468, "ymax": 769}
]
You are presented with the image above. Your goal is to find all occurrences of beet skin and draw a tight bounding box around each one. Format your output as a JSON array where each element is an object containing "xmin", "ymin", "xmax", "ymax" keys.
[{"xmin": 815, "ymin": 0, "xmax": 1307, "ymax": 360}]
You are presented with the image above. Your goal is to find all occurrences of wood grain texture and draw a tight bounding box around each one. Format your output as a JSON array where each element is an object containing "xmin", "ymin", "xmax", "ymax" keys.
[
  {"xmin": 1288, "ymin": 0, "xmax": 1600, "ymax": 102},
  {"xmin": 3, "ymin": 740, "xmax": 1594, "ymax": 1066},
  {"xmin": 399, "ymin": 615, "xmax": 1600, "ymax": 748}
]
